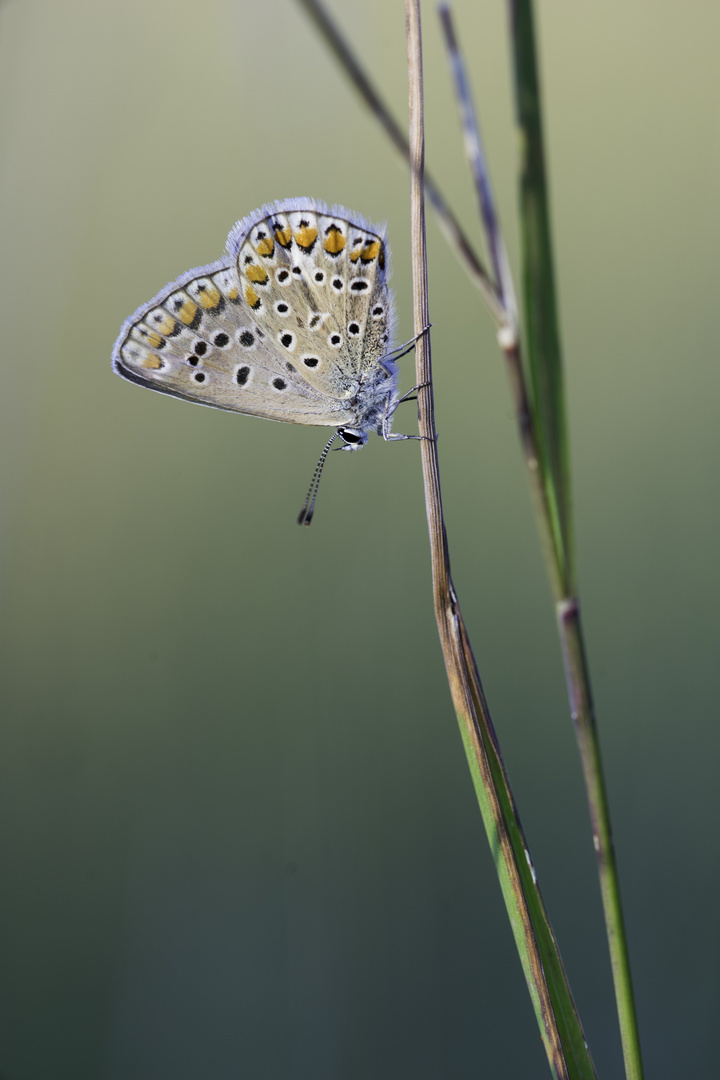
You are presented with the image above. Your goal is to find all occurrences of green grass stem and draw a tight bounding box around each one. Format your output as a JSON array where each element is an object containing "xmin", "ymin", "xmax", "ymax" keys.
[{"xmin": 506, "ymin": 4, "xmax": 645, "ymax": 1077}]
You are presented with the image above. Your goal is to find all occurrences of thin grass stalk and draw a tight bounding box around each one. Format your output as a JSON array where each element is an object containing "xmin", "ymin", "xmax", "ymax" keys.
[
  {"xmin": 404, "ymin": 4, "xmax": 595, "ymax": 1076},
  {"xmin": 295, "ymin": 0, "xmax": 505, "ymax": 323},
  {"xmin": 558, "ymin": 603, "xmax": 645, "ymax": 1080},
  {"xmin": 505, "ymin": 5, "xmax": 645, "ymax": 1078},
  {"xmin": 437, "ymin": 4, "xmax": 518, "ymax": 332}
]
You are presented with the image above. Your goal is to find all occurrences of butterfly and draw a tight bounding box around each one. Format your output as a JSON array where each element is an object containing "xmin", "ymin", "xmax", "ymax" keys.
[{"xmin": 112, "ymin": 198, "xmax": 418, "ymax": 522}]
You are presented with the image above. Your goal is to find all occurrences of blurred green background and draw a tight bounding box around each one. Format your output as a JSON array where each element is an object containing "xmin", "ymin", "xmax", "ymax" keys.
[{"xmin": 1, "ymin": 1, "xmax": 718, "ymax": 1076}]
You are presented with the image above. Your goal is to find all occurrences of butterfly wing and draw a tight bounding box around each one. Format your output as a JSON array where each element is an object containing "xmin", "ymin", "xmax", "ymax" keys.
[
  {"xmin": 112, "ymin": 199, "xmax": 395, "ymax": 428},
  {"xmin": 226, "ymin": 201, "xmax": 396, "ymax": 389},
  {"xmin": 112, "ymin": 259, "xmax": 357, "ymax": 427}
]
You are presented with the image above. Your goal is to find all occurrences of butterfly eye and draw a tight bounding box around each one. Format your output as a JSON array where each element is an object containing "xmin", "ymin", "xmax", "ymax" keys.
[
  {"xmin": 302, "ymin": 355, "xmax": 320, "ymax": 369},
  {"xmin": 213, "ymin": 332, "xmax": 230, "ymax": 348},
  {"xmin": 328, "ymin": 333, "xmax": 342, "ymax": 348},
  {"xmin": 331, "ymin": 277, "xmax": 344, "ymax": 292},
  {"xmin": 237, "ymin": 329, "xmax": 255, "ymax": 348},
  {"xmin": 274, "ymin": 301, "xmax": 291, "ymax": 316},
  {"xmin": 371, "ymin": 305, "xmax": 384, "ymax": 318},
  {"xmin": 278, "ymin": 332, "xmax": 296, "ymax": 351},
  {"xmin": 314, "ymin": 271, "xmax": 325, "ymax": 284},
  {"xmin": 236, "ymin": 365, "xmax": 251, "ymax": 385},
  {"xmin": 339, "ymin": 428, "xmax": 365, "ymax": 445},
  {"xmin": 348, "ymin": 322, "xmax": 361, "ymax": 337},
  {"xmin": 275, "ymin": 268, "xmax": 291, "ymax": 285}
]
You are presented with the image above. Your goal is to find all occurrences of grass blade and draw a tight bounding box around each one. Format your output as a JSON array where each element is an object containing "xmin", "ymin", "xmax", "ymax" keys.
[{"xmin": 507, "ymin": 0, "xmax": 573, "ymax": 591}]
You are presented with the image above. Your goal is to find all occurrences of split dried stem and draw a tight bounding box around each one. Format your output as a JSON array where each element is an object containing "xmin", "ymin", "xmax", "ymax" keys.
[{"xmin": 296, "ymin": 0, "xmax": 504, "ymax": 324}]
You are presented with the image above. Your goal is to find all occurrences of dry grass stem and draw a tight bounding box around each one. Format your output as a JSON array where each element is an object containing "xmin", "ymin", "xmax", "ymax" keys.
[{"xmin": 438, "ymin": 3, "xmax": 518, "ymax": 333}]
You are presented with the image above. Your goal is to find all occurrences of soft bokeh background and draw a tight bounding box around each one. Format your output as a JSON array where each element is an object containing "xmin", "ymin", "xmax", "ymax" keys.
[{"xmin": 1, "ymin": 1, "xmax": 718, "ymax": 1076}]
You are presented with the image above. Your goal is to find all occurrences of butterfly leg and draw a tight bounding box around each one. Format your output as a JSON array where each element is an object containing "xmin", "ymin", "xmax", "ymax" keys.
[
  {"xmin": 394, "ymin": 380, "xmax": 430, "ymax": 407},
  {"xmin": 378, "ymin": 326, "xmax": 433, "ymax": 377},
  {"xmin": 382, "ymin": 324, "xmax": 433, "ymax": 364},
  {"xmin": 382, "ymin": 430, "xmax": 437, "ymax": 445},
  {"xmin": 383, "ymin": 381, "xmax": 430, "ymax": 425},
  {"xmin": 381, "ymin": 404, "xmax": 435, "ymax": 443}
]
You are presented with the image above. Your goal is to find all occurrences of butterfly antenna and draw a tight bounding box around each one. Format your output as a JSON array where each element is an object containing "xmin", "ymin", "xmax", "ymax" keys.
[{"xmin": 297, "ymin": 432, "xmax": 340, "ymax": 526}]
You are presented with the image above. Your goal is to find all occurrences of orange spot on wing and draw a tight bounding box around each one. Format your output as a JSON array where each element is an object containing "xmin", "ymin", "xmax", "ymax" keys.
[
  {"xmin": 256, "ymin": 236, "xmax": 275, "ymax": 257},
  {"xmin": 246, "ymin": 265, "xmax": 269, "ymax": 285},
  {"xmin": 274, "ymin": 225, "xmax": 292, "ymax": 248},
  {"xmin": 198, "ymin": 283, "xmax": 221, "ymax": 309},
  {"xmin": 145, "ymin": 331, "xmax": 164, "ymax": 348},
  {"xmin": 361, "ymin": 241, "xmax": 380, "ymax": 263},
  {"xmin": 245, "ymin": 285, "xmax": 261, "ymax": 309},
  {"xmin": 323, "ymin": 227, "xmax": 346, "ymax": 255},
  {"xmin": 142, "ymin": 354, "xmax": 163, "ymax": 370},
  {"xmin": 228, "ymin": 285, "xmax": 239, "ymax": 300},
  {"xmin": 153, "ymin": 313, "xmax": 176, "ymax": 335},
  {"xmin": 350, "ymin": 249, "xmax": 362, "ymax": 263},
  {"xmin": 295, "ymin": 226, "xmax": 318, "ymax": 251},
  {"xmin": 177, "ymin": 299, "xmax": 198, "ymax": 325}
]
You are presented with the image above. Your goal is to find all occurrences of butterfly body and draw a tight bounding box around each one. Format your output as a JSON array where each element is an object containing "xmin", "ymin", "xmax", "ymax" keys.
[{"xmin": 112, "ymin": 199, "xmax": 400, "ymax": 447}]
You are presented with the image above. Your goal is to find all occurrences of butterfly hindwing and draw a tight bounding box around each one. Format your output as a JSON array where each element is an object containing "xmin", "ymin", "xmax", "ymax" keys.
[{"xmin": 229, "ymin": 205, "xmax": 392, "ymax": 392}]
